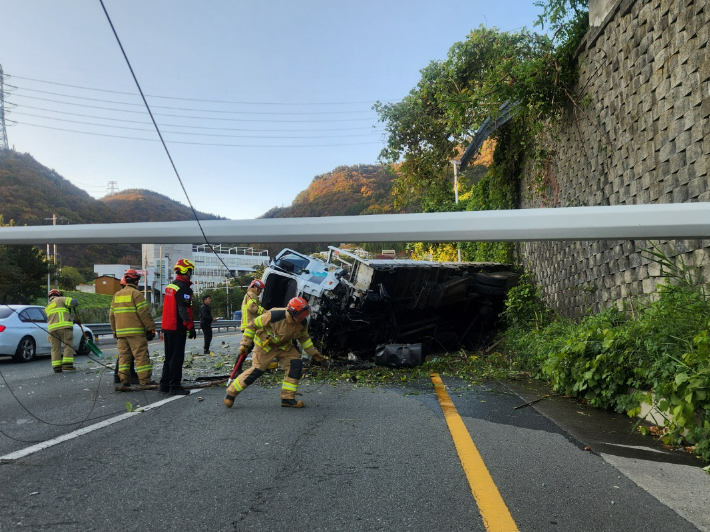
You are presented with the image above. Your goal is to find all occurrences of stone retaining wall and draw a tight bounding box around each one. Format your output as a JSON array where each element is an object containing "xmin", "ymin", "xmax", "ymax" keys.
[{"xmin": 519, "ymin": 0, "xmax": 710, "ymax": 317}]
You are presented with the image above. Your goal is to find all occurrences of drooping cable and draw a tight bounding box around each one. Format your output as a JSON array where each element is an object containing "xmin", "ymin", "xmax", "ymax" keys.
[{"xmin": 98, "ymin": 0, "xmax": 245, "ymax": 284}]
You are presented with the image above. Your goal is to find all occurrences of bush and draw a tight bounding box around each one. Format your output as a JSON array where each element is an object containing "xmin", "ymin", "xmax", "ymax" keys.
[{"xmin": 502, "ymin": 247, "xmax": 710, "ymax": 461}]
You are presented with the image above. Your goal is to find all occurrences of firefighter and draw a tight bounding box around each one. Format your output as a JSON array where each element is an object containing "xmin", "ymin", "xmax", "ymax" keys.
[
  {"xmin": 224, "ymin": 296, "xmax": 323, "ymax": 409},
  {"xmin": 109, "ymin": 269, "xmax": 157, "ymax": 387},
  {"xmin": 160, "ymin": 258, "xmax": 196, "ymax": 395},
  {"xmin": 45, "ymin": 289, "xmax": 80, "ymax": 373},
  {"xmin": 234, "ymin": 279, "xmax": 266, "ymax": 373},
  {"xmin": 112, "ymin": 275, "xmax": 139, "ymax": 384}
]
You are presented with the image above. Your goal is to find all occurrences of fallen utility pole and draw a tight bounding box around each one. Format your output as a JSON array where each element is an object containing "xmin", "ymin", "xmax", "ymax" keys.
[{"xmin": 0, "ymin": 203, "xmax": 708, "ymax": 245}]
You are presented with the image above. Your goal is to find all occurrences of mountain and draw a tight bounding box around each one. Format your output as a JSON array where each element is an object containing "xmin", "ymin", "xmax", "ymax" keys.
[
  {"xmin": 261, "ymin": 164, "xmax": 398, "ymax": 219},
  {"xmin": 0, "ymin": 150, "xmax": 223, "ymax": 274},
  {"xmin": 102, "ymin": 189, "xmax": 223, "ymax": 222},
  {"xmin": 0, "ymin": 150, "xmax": 120, "ymax": 226}
]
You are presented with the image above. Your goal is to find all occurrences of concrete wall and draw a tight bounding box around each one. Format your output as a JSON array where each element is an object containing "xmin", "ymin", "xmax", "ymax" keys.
[{"xmin": 519, "ymin": 0, "xmax": 710, "ymax": 317}]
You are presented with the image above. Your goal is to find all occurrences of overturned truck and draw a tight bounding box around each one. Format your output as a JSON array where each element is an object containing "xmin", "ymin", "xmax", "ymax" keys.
[{"xmin": 260, "ymin": 247, "xmax": 520, "ymax": 358}]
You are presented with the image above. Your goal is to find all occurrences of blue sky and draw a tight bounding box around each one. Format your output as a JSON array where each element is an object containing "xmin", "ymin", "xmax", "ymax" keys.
[{"xmin": 0, "ymin": 1, "xmax": 543, "ymax": 219}]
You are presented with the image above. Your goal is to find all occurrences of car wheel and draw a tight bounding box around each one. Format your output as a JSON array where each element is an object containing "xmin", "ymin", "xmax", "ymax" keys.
[
  {"xmin": 78, "ymin": 332, "xmax": 93, "ymax": 356},
  {"xmin": 14, "ymin": 336, "xmax": 36, "ymax": 362}
]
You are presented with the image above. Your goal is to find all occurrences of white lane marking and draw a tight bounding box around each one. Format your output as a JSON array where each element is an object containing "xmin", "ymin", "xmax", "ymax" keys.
[
  {"xmin": 602, "ymin": 443, "xmax": 667, "ymax": 454},
  {"xmin": 0, "ymin": 391, "xmax": 194, "ymax": 461}
]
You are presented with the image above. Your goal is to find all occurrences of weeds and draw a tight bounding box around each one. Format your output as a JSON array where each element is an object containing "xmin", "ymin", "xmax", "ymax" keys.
[{"xmin": 502, "ymin": 245, "xmax": 710, "ymax": 461}]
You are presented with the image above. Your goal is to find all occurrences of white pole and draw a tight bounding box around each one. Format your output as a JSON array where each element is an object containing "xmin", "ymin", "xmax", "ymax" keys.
[
  {"xmin": 452, "ymin": 161, "xmax": 462, "ymax": 263},
  {"xmin": 3, "ymin": 204, "xmax": 709, "ymax": 244},
  {"xmin": 159, "ymin": 244, "xmax": 163, "ymax": 306},
  {"xmin": 46, "ymin": 243, "xmax": 50, "ymax": 296},
  {"xmin": 53, "ymin": 213, "xmax": 58, "ymax": 287},
  {"xmin": 143, "ymin": 244, "xmax": 148, "ymax": 301}
]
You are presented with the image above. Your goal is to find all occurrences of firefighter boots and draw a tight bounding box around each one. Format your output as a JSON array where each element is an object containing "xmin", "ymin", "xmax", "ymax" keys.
[
  {"xmin": 281, "ymin": 399, "xmax": 304, "ymax": 408},
  {"xmin": 62, "ymin": 365, "xmax": 76, "ymax": 372},
  {"xmin": 224, "ymin": 388, "xmax": 240, "ymax": 408}
]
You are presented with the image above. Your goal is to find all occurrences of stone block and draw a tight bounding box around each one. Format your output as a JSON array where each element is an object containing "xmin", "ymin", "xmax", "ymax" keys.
[
  {"xmin": 659, "ymin": 139, "xmax": 676, "ymax": 161},
  {"xmin": 672, "ymin": 184, "xmax": 689, "ymax": 202},
  {"xmin": 638, "ymin": 264, "xmax": 648, "ymax": 279},
  {"xmin": 669, "ymin": 151, "xmax": 687, "ymax": 174},
  {"xmin": 643, "ymin": 278, "xmax": 658, "ymax": 293},
  {"xmin": 676, "ymin": 165, "xmax": 690, "ymax": 186},
  {"xmin": 624, "ymin": 268, "xmax": 638, "ymax": 283}
]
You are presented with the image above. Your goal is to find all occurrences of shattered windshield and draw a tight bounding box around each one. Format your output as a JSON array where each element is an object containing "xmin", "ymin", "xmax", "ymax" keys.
[{"xmin": 275, "ymin": 253, "xmax": 311, "ymax": 273}]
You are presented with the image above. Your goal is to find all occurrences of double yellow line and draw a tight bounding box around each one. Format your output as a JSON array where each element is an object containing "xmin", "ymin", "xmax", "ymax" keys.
[{"xmin": 430, "ymin": 373, "xmax": 519, "ymax": 532}]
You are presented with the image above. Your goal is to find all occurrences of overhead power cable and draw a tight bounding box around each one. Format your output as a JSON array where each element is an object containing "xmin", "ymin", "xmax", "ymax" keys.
[
  {"xmin": 9, "ymin": 87, "xmax": 377, "ymax": 115},
  {"xmin": 8, "ymin": 103, "xmax": 381, "ymax": 132},
  {"xmin": 7, "ymin": 95, "xmax": 375, "ymax": 122},
  {"xmin": 20, "ymin": 121, "xmax": 382, "ymax": 147},
  {"xmin": 11, "ymin": 111, "xmax": 384, "ymax": 138},
  {"xmin": 3, "ymin": 73, "xmax": 393, "ymax": 106}
]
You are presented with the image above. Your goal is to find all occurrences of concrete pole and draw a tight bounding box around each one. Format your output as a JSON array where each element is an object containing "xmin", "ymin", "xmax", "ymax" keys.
[
  {"xmin": 452, "ymin": 161, "xmax": 462, "ymax": 263},
  {"xmin": 159, "ymin": 244, "xmax": 163, "ymax": 306},
  {"xmin": 143, "ymin": 244, "xmax": 148, "ymax": 301},
  {"xmin": 52, "ymin": 214, "xmax": 58, "ymax": 288}
]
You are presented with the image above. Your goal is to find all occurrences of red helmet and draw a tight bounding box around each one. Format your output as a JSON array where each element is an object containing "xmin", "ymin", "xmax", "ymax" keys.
[
  {"xmin": 120, "ymin": 276, "xmax": 127, "ymax": 286},
  {"xmin": 124, "ymin": 269, "xmax": 141, "ymax": 285},
  {"xmin": 287, "ymin": 296, "xmax": 310, "ymax": 321},
  {"xmin": 48, "ymin": 289, "xmax": 62, "ymax": 299},
  {"xmin": 250, "ymin": 279, "xmax": 266, "ymax": 290},
  {"xmin": 174, "ymin": 258, "xmax": 195, "ymax": 275}
]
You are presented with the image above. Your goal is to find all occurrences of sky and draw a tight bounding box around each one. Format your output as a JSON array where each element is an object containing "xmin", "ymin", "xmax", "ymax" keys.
[{"xmin": 0, "ymin": 1, "xmax": 544, "ymax": 220}]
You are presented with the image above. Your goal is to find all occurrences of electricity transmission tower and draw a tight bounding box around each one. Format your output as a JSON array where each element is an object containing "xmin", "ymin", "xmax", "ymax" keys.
[
  {"xmin": 0, "ymin": 64, "xmax": 8, "ymax": 150},
  {"xmin": 107, "ymin": 181, "xmax": 119, "ymax": 195}
]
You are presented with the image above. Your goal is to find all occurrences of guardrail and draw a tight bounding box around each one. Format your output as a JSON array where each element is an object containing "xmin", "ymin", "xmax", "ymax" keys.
[{"xmin": 85, "ymin": 320, "xmax": 241, "ymax": 338}]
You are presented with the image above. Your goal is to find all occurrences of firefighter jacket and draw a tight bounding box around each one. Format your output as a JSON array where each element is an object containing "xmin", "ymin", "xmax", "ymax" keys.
[
  {"xmin": 45, "ymin": 296, "xmax": 79, "ymax": 332},
  {"xmin": 162, "ymin": 276, "xmax": 194, "ymax": 332},
  {"xmin": 240, "ymin": 308, "xmax": 319, "ymax": 358},
  {"xmin": 240, "ymin": 288, "xmax": 264, "ymax": 331},
  {"xmin": 109, "ymin": 284, "xmax": 156, "ymax": 337}
]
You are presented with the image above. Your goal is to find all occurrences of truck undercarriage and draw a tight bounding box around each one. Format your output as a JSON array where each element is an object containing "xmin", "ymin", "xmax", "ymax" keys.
[{"xmin": 260, "ymin": 247, "xmax": 520, "ymax": 358}]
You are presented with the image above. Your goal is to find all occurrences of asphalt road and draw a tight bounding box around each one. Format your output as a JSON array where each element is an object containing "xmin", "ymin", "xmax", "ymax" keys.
[{"xmin": 0, "ymin": 332, "xmax": 708, "ymax": 532}]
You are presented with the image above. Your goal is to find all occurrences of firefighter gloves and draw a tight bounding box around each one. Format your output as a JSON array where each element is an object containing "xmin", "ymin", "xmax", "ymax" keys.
[
  {"xmin": 146, "ymin": 330, "xmax": 156, "ymax": 341},
  {"xmin": 238, "ymin": 345, "xmax": 248, "ymax": 357}
]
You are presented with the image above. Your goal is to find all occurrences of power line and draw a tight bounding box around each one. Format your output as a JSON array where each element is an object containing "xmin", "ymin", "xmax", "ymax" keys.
[
  {"xmin": 19, "ymin": 121, "xmax": 383, "ymax": 147},
  {"xmin": 8, "ymin": 103, "xmax": 381, "ymax": 132},
  {"xmin": 6, "ymin": 95, "xmax": 376, "ymax": 122},
  {"xmin": 3, "ymin": 73, "xmax": 393, "ymax": 106},
  {"xmin": 10, "ymin": 111, "xmax": 384, "ymax": 138},
  {"xmin": 9, "ymin": 86, "xmax": 377, "ymax": 115}
]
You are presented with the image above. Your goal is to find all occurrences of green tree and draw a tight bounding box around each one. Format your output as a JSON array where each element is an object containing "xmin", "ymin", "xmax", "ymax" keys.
[
  {"xmin": 58, "ymin": 266, "xmax": 86, "ymax": 291},
  {"xmin": 0, "ymin": 245, "xmax": 50, "ymax": 304},
  {"xmin": 0, "ymin": 214, "xmax": 52, "ymax": 304}
]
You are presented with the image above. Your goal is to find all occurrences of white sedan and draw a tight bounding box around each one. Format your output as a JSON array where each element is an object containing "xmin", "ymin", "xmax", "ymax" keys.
[{"xmin": 0, "ymin": 305, "xmax": 95, "ymax": 362}]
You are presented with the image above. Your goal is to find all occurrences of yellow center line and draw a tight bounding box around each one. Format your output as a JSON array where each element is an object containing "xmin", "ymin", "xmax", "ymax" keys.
[{"xmin": 430, "ymin": 373, "xmax": 519, "ymax": 532}]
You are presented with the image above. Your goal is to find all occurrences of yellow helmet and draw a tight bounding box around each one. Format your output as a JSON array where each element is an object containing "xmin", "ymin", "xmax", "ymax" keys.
[{"xmin": 174, "ymin": 258, "xmax": 195, "ymax": 275}]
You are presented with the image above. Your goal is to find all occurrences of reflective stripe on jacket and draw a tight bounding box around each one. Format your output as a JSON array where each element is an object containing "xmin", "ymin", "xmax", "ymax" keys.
[
  {"xmin": 109, "ymin": 284, "xmax": 156, "ymax": 337},
  {"xmin": 45, "ymin": 296, "xmax": 78, "ymax": 331},
  {"xmin": 162, "ymin": 276, "xmax": 194, "ymax": 332},
  {"xmin": 241, "ymin": 308, "xmax": 319, "ymax": 357},
  {"xmin": 240, "ymin": 288, "xmax": 264, "ymax": 330}
]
